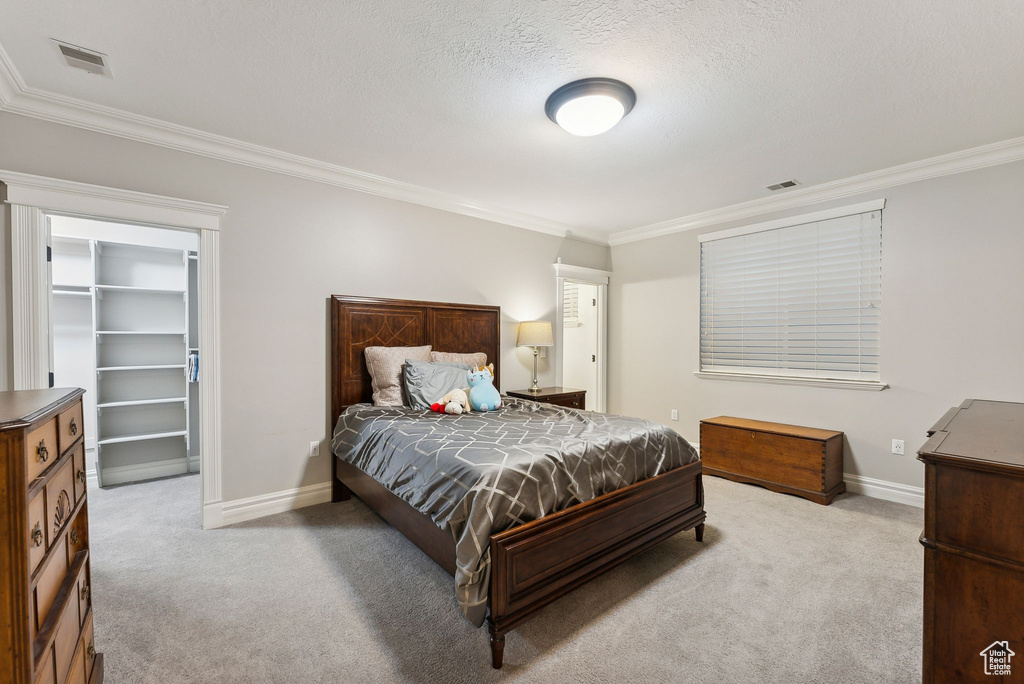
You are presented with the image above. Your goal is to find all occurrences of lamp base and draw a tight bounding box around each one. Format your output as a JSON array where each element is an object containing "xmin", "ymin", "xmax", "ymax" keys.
[{"xmin": 527, "ymin": 386, "xmax": 542, "ymax": 393}]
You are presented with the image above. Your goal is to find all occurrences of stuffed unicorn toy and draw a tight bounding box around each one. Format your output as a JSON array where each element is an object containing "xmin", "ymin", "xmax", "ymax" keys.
[{"xmin": 468, "ymin": 364, "xmax": 501, "ymax": 412}]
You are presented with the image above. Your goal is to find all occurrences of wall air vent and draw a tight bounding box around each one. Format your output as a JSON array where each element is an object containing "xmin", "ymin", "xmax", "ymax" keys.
[
  {"xmin": 53, "ymin": 40, "xmax": 112, "ymax": 77},
  {"xmin": 765, "ymin": 179, "xmax": 800, "ymax": 192}
]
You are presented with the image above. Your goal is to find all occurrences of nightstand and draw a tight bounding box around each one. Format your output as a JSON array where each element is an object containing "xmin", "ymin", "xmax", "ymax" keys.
[{"xmin": 506, "ymin": 387, "xmax": 586, "ymax": 410}]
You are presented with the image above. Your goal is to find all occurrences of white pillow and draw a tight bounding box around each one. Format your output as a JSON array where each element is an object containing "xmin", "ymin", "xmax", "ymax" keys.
[{"xmin": 364, "ymin": 345, "xmax": 431, "ymax": 406}]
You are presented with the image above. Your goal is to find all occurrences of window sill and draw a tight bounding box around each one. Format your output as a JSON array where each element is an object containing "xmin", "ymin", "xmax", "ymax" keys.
[{"xmin": 693, "ymin": 371, "xmax": 889, "ymax": 391}]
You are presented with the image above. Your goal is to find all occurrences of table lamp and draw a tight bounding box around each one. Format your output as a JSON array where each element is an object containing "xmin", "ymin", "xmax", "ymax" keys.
[{"xmin": 517, "ymin": 320, "xmax": 553, "ymax": 393}]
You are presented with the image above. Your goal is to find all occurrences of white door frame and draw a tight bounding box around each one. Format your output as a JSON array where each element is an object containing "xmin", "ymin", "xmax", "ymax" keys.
[
  {"xmin": 553, "ymin": 262, "xmax": 610, "ymax": 412},
  {"xmin": 0, "ymin": 169, "xmax": 227, "ymax": 529}
]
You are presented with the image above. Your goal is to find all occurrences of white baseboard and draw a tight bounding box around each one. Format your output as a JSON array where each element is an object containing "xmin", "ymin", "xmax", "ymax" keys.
[
  {"xmin": 843, "ymin": 473, "xmax": 924, "ymax": 508},
  {"xmin": 87, "ymin": 454, "xmax": 201, "ymax": 487},
  {"xmin": 211, "ymin": 482, "xmax": 334, "ymax": 528}
]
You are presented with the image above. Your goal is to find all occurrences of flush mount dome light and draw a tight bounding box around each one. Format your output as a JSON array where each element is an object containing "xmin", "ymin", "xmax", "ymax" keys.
[{"xmin": 545, "ymin": 78, "xmax": 636, "ymax": 137}]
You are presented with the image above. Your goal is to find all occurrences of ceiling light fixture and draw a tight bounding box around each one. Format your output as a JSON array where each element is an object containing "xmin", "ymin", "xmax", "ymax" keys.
[{"xmin": 545, "ymin": 78, "xmax": 636, "ymax": 137}]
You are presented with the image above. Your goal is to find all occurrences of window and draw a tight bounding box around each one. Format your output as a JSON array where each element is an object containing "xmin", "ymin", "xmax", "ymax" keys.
[
  {"xmin": 699, "ymin": 201, "xmax": 882, "ymax": 384},
  {"xmin": 563, "ymin": 281, "xmax": 580, "ymax": 327}
]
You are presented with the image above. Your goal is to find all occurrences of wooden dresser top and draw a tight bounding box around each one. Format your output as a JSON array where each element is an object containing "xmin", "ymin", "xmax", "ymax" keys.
[
  {"xmin": 0, "ymin": 388, "xmax": 84, "ymax": 431},
  {"xmin": 918, "ymin": 399, "xmax": 1024, "ymax": 471}
]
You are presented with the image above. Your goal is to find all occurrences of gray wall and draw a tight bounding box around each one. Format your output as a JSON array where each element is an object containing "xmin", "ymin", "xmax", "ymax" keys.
[
  {"xmin": 0, "ymin": 111, "xmax": 610, "ymax": 501},
  {"xmin": 609, "ymin": 160, "xmax": 1024, "ymax": 488}
]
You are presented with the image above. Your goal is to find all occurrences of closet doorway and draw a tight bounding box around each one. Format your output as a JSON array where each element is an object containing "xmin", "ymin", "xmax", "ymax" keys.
[
  {"xmin": 561, "ymin": 281, "xmax": 599, "ymax": 405},
  {"xmin": 50, "ymin": 216, "xmax": 201, "ymax": 488},
  {"xmin": 553, "ymin": 262, "xmax": 609, "ymax": 412}
]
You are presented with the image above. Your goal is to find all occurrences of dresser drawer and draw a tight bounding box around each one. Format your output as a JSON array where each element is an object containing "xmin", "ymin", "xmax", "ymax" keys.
[
  {"xmin": 81, "ymin": 613, "xmax": 96, "ymax": 681},
  {"xmin": 52, "ymin": 559, "xmax": 87, "ymax": 684},
  {"xmin": 34, "ymin": 646, "xmax": 55, "ymax": 684},
  {"xmin": 68, "ymin": 506, "xmax": 89, "ymax": 563},
  {"xmin": 932, "ymin": 465, "xmax": 1024, "ymax": 564},
  {"xmin": 27, "ymin": 417, "xmax": 59, "ymax": 482},
  {"xmin": 57, "ymin": 401, "xmax": 84, "ymax": 455},
  {"xmin": 34, "ymin": 536, "xmax": 69, "ymax": 633},
  {"xmin": 549, "ymin": 393, "xmax": 585, "ymax": 409},
  {"xmin": 34, "ymin": 532, "xmax": 68, "ymax": 634},
  {"xmin": 29, "ymin": 489, "xmax": 48, "ymax": 573},
  {"xmin": 72, "ymin": 445, "xmax": 87, "ymax": 503},
  {"xmin": 46, "ymin": 458, "xmax": 76, "ymax": 542},
  {"xmin": 77, "ymin": 563, "xmax": 91, "ymax": 628},
  {"xmin": 66, "ymin": 642, "xmax": 87, "ymax": 684}
]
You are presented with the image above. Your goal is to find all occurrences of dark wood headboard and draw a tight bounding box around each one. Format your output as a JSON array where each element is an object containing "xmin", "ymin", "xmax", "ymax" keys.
[{"xmin": 330, "ymin": 295, "xmax": 501, "ymax": 423}]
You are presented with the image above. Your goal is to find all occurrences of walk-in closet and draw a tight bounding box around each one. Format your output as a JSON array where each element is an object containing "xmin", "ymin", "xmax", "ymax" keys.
[{"xmin": 50, "ymin": 216, "xmax": 201, "ymax": 487}]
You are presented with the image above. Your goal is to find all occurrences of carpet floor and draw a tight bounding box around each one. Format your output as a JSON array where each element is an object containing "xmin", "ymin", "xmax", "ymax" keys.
[{"xmin": 87, "ymin": 474, "xmax": 922, "ymax": 683}]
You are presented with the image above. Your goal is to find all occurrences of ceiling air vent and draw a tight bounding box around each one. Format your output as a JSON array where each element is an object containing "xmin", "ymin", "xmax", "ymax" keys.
[
  {"xmin": 53, "ymin": 40, "xmax": 112, "ymax": 77},
  {"xmin": 765, "ymin": 179, "xmax": 800, "ymax": 192}
]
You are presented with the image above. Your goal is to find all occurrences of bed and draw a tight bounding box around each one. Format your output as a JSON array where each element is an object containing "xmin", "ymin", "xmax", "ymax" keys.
[{"xmin": 329, "ymin": 295, "xmax": 706, "ymax": 668}]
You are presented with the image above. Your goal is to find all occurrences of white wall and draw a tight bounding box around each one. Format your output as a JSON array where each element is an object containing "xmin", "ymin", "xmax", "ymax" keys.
[
  {"xmin": 0, "ymin": 111, "xmax": 610, "ymax": 502},
  {"xmin": 609, "ymin": 161, "xmax": 1024, "ymax": 489}
]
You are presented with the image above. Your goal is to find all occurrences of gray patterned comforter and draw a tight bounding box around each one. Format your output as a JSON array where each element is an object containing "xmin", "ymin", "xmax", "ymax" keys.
[{"xmin": 330, "ymin": 397, "xmax": 699, "ymax": 627}]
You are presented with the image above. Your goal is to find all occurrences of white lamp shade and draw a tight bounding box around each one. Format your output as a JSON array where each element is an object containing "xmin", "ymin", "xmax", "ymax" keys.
[{"xmin": 517, "ymin": 320, "xmax": 554, "ymax": 347}]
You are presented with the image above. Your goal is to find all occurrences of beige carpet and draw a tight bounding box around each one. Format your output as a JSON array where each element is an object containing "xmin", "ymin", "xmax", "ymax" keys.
[{"xmin": 87, "ymin": 473, "xmax": 922, "ymax": 683}]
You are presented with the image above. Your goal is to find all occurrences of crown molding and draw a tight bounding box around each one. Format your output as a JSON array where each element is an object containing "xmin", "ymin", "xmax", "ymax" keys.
[
  {"xmin": 610, "ymin": 135, "xmax": 1024, "ymax": 246},
  {"xmin": 0, "ymin": 41, "xmax": 607, "ymax": 246}
]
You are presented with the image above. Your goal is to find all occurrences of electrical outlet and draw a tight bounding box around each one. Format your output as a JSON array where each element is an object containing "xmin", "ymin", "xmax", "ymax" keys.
[
  {"xmin": 892, "ymin": 439, "xmax": 904, "ymax": 456},
  {"xmin": 671, "ymin": 409, "xmax": 679, "ymax": 421},
  {"xmin": 309, "ymin": 441, "xmax": 320, "ymax": 459}
]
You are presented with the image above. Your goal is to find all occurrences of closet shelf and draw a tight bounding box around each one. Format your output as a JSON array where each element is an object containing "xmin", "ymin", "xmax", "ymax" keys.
[
  {"xmin": 96, "ymin": 330, "xmax": 186, "ymax": 336},
  {"xmin": 95, "ymin": 284, "xmax": 186, "ymax": 295},
  {"xmin": 54, "ymin": 290, "xmax": 93, "ymax": 298},
  {"xmin": 97, "ymin": 429, "xmax": 188, "ymax": 446},
  {"xmin": 52, "ymin": 284, "xmax": 92, "ymax": 292},
  {"xmin": 97, "ymin": 397, "xmax": 187, "ymax": 409},
  {"xmin": 97, "ymin": 364, "xmax": 186, "ymax": 372}
]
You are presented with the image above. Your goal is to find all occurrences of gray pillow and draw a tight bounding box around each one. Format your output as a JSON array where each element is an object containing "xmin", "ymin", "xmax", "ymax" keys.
[{"xmin": 403, "ymin": 360, "xmax": 470, "ymax": 410}]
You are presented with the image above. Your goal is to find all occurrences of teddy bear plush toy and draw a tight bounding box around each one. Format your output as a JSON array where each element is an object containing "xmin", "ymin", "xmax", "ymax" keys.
[
  {"xmin": 430, "ymin": 388, "xmax": 469, "ymax": 415},
  {"xmin": 468, "ymin": 364, "xmax": 502, "ymax": 412}
]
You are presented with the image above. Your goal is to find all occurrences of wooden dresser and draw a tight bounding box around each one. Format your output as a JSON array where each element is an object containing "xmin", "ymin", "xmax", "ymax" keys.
[
  {"xmin": 919, "ymin": 399, "xmax": 1024, "ymax": 683},
  {"xmin": 700, "ymin": 416, "xmax": 845, "ymax": 505},
  {"xmin": 1, "ymin": 388, "xmax": 103, "ymax": 684},
  {"xmin": 506, "ymin": 387, "xmax": 586, "ymax": 410}
]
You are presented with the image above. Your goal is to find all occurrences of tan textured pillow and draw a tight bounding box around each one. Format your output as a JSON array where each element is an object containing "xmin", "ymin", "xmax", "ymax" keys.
[
  {"xmin": 364, "ymin": 345, "xmax": 432, "ymax": 406},
  {"xmin": 430, "ymin": 351, "xmax": 487, "ymax": 368}
]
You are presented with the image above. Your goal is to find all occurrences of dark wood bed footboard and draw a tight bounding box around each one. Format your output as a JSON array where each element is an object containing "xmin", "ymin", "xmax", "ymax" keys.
[{"xmin": 486, "ymin": 461, "xmax": 704, "ymax": 667}]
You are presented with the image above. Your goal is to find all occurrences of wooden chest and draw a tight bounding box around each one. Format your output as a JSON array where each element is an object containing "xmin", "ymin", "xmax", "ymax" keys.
[
  {"xmin": 699, "ymin": 416, "xmax": 845, "ymax": 505},
  {"xmin": 919, "ymin": 399, "xmax": 1024, "ymax": 683},
  {"xmin": 0, "ymin": 388, "xmax": 104, "ymax": 684}
]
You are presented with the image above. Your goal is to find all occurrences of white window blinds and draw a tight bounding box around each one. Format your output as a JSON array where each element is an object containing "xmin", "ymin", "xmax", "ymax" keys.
[
  {"xmin": 700, "ymin": 204, "xmax": 882, "ymax": 382},
  {"xmin": 563, "ymin": 281, "xmax": 580, "ymax": 326}
]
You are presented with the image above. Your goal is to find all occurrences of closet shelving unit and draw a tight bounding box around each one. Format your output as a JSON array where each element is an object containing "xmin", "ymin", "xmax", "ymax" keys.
[{"xmin": 51, "ymin": 235, "xmax": 200, "ymax": 487}]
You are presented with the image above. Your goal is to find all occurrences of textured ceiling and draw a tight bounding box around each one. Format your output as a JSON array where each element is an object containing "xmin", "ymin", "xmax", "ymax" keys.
[{"xmin": 1, "ymin": 0, "xmax": 1022, "ymax": 236}]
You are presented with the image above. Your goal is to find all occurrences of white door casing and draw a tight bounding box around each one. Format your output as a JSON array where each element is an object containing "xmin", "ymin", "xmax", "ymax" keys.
[
  {"xmin": 553, "ymin": 262, "xmax": 610, "ymax": 413},
  {"xmin": 0, "ymin": 169, "xmax": 227, "ymax": 529}
]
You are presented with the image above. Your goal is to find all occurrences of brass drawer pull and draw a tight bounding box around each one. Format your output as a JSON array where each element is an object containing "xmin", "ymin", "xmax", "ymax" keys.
[
  {"xmin": 87, "ymin": 644, "xmax": 95, "ymax": 658},
  {"xmin": 69, "ymin": 417, "xmax": 78, "ymax": 436},
  {"xmin": 37, "ymin": 440, "xmax": 49, "ymax": 462},
  {"xmin": 31, "ymin": 523, "xmax": 43, "ymax": 547},
  {"xmin": 82, "ymin": 584, "xmax": 90, "ymax": 603},
  {"xmin": 77, "ymin": 469, "xmax": 87, "ymax": 485},
  {"xmin": 70, "ymin": 528, "xmax": 79, "ymax": 544}
]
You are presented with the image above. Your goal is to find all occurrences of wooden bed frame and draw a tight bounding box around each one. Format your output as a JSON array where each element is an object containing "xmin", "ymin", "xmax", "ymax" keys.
[{"xmin": 329, "ymin": 295, "xmax": 706, "ymax": 668}]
